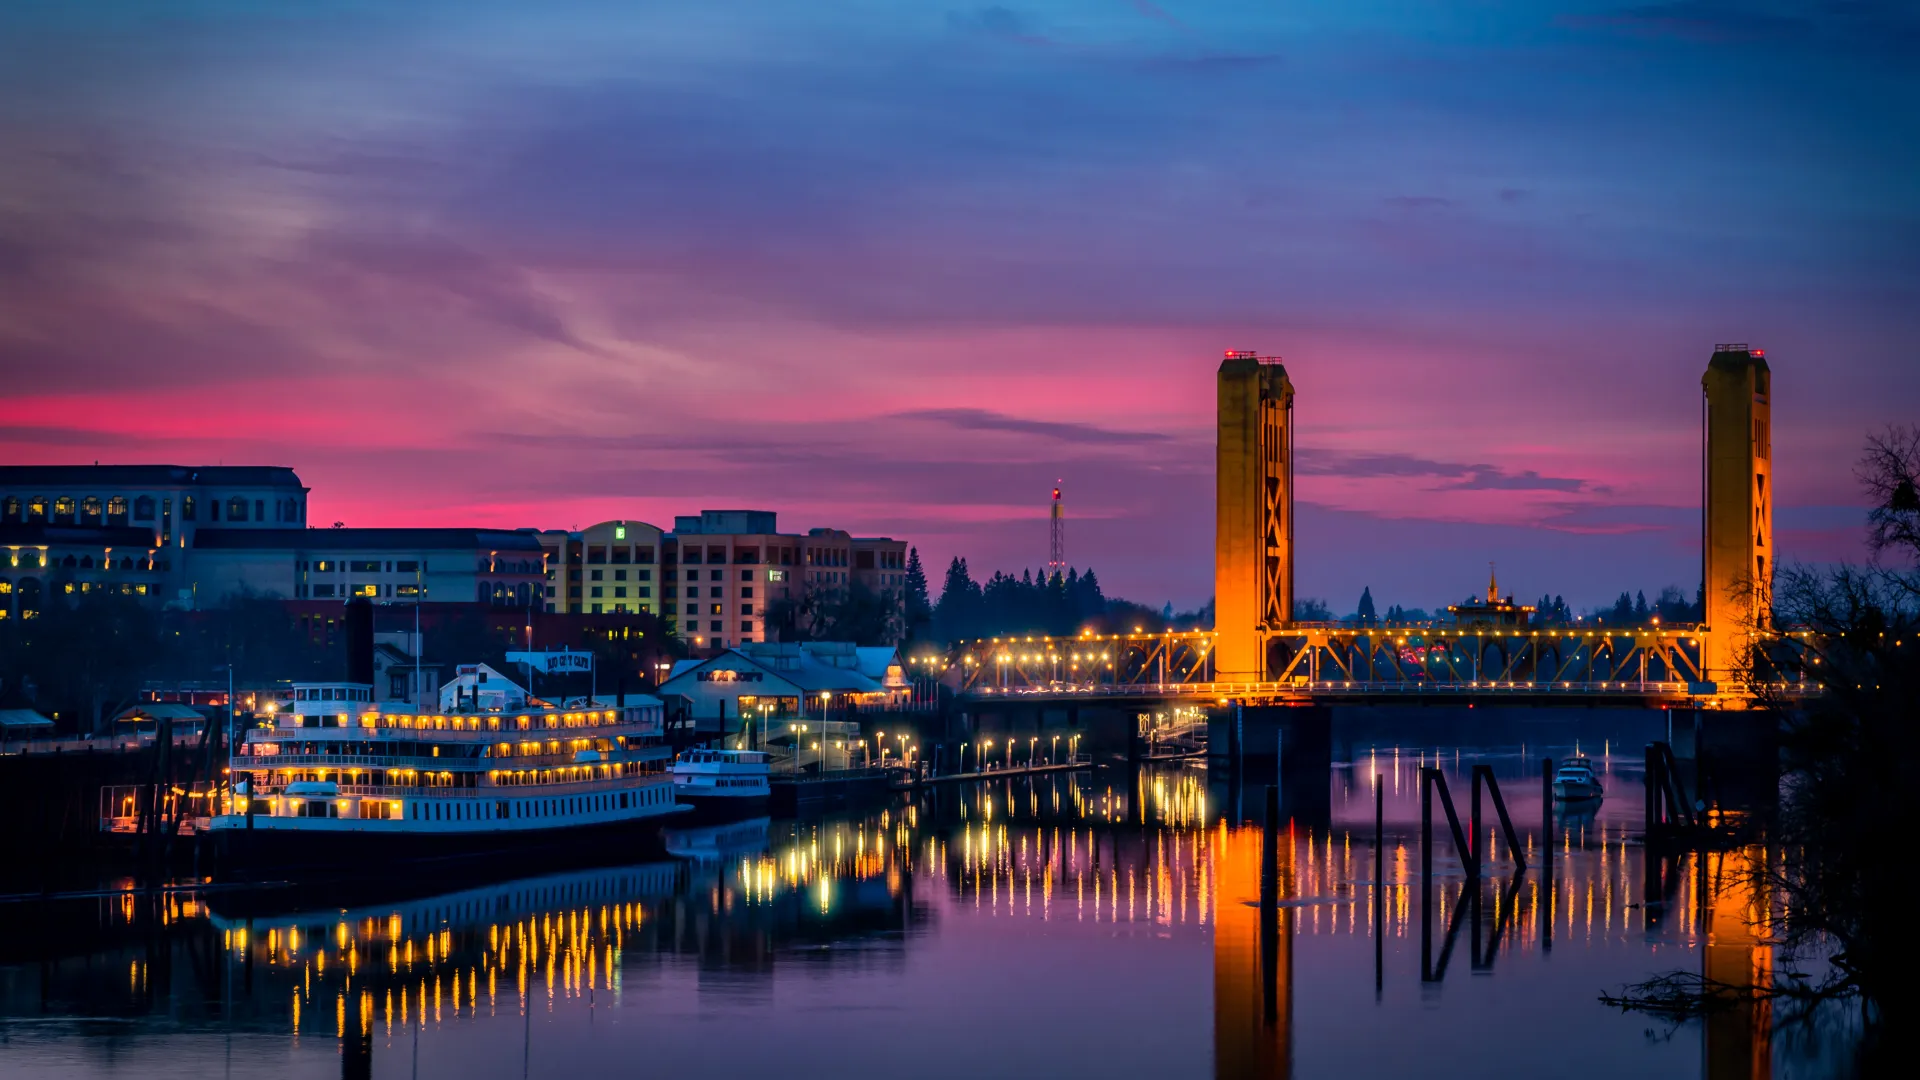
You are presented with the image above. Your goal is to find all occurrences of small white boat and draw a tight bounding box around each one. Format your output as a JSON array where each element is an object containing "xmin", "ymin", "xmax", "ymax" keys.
[
  {"xmin": 1552, "ymin": 758, "xmax": 1604, "ymax": 800},
  {"xmin": 671, "ymin": 748, "xmax": 771, "ymax": 819}
]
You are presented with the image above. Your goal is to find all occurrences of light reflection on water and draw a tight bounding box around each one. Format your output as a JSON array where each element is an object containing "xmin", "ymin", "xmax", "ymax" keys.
[{"xmin": 0, "ymin": 732, "xmax": 1857, "ymax": 1079}]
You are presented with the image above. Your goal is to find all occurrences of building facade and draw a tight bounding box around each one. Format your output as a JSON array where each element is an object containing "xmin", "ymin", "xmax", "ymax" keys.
[
  {"xmin": 188, "ymin": 528, "xmax": 545, "ymax": 609},
  {"xmin": 0, "ymin": 465, "xmax": 306, "ymax": 616},
  {"xmin": 532, "ymin": 520, "xmax": 665, "ymax": 617}
]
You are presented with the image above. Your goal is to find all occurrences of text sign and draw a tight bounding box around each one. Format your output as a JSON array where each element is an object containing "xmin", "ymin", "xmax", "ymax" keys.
[
  {"xmin": 697, "ymin": 669, "xmax": 763, "ymax": 683},
  {"xmin": 507, "ymin": 650, "xmax": 594, "ymax": 674}
]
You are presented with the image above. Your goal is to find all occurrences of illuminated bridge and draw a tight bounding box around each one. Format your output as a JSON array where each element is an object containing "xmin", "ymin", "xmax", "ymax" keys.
[
  {"xmin": 935, "ymin": 625, "xmax": 1817, "ymax": 706},
  {"xmin": 932, "ymin": 344, "xmax": 1794, "ymax": 711}
]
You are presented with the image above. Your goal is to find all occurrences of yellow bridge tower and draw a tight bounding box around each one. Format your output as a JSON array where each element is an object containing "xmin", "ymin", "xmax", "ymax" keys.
[
  {"xmin": 1702, "ymin": 345, "xmax": 1773, "ymax": 684},
  {"xmin": 1216, "ymin": 351, "xmax": 1295, "ymax": 681}
]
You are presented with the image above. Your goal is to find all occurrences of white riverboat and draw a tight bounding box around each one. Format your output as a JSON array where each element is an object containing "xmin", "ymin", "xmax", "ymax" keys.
[
  {"xmin": 670, "ymin": 748, "xmax": 771, "ymax": 819},
  {"xmin": 209, "ymin": 679, "xmax": 685, "ymax": 874}
]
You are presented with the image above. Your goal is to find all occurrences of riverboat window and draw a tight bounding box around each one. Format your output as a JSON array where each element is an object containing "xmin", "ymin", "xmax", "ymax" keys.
[{"xmin": 226, "ymin": 497, "xmax": 247, "ymax": 521}]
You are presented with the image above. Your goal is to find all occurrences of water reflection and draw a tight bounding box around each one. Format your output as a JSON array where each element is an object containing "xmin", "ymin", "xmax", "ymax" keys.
[{"xmin": 0, "ymin": 736, "xmax": 1851, "ymax": 1079}]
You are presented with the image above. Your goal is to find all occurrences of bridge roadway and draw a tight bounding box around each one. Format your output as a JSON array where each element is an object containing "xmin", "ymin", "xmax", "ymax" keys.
[
  {"xmin": 927, "ymin": 624, "xmax": 1820, "ymax": 707},
  {"xmin": 963, "ymin": 678, "xmax": 1726, "ymax": 707}
]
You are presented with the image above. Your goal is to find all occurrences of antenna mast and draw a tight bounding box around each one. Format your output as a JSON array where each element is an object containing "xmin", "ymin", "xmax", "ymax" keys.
[{"xmin": 1048, "ymin": 483, "xmax": 1065, "ymax": 580}]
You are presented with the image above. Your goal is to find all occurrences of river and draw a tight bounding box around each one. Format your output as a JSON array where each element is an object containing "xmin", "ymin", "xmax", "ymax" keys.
[{"xmin": 0, "ymin": 712, "xmax": 1862, "ymax": 1078}]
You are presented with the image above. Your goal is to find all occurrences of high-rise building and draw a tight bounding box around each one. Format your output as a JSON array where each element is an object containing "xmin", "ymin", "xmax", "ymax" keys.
[
  {"xmin": 1214, "ymin": 352, "xmax": 1295, "ymax": 681},
  {"xmin": 532, "ymin": 520, "xmax": 665, "ymax": 617},
  {"xmin": 1702, "ymin": 344, "xmax": 1772, "ymax": 682}
]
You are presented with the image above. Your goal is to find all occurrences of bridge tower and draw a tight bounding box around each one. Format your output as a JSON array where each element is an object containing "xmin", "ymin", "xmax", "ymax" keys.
[
  {"xmin": 1216, "ymin": 352, "xmax": 1295, "ymax": 681},
  {"xmin": 1702, "ymin": 344, "xmax": 1772, "ymax": 684}
]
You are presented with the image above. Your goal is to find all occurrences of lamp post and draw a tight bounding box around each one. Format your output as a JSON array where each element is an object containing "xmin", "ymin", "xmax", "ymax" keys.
[
  {"xmin": 959, "ymin": 741, "xmax": 968, "ymax": 776},
  {"xmin": 1051, "ymin": 735, "xmax": 1060, "ymax": 765},
  {"xmin": 1028, "ymin": 736, "xmax": 1037, "ymax": 767},
  {"xmin": 980, "ymin": 740, "xmax": 992, "ymax": 775}
]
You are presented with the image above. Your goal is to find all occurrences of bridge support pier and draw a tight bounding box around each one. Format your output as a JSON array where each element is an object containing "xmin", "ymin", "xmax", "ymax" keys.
[{"xmin": 1211, "ymin": 705, "xmax": 1331, "ymax": 829}]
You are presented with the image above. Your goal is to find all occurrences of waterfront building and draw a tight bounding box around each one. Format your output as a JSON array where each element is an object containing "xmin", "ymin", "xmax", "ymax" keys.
[
  {"xmin": 531, "ymin": 520, "xmax": 665, "ymax": 617},
  {"xmin": 1446, "ymin": 566, "xmax": 1534, "ymax": 629},
  {"xmin": 659, "ymin": 641, "xmax": 907, "ymax": 746}
]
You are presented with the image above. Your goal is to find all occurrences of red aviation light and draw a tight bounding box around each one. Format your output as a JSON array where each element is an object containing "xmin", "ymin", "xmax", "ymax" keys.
[{"xmin": 1052, "ymin": 488, "xmax": 1061, "ymax": 500}]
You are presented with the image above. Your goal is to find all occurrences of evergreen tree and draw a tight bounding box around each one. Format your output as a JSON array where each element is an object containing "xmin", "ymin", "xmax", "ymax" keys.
[
  {"xmin": 1633, "ymin": 590, "xmax": 1650, "ymax": 623},
  {"xmin": 1357, "ymin": 586, "xmax": 1377, "ymax": 625},
  {"xmin": 1609, "ymin": 592, "xmax": 1634, "ymax": 623},
  {"xmin": 902, "ymin": 547, "xmax": 933, "ymax": 640}
]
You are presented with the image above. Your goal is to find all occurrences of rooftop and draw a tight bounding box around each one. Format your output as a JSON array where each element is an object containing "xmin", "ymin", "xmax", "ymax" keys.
[
  {"xmin": 0, "ymin": 465, "xmax": 305, "ymax": 488},
  {"xmin": 192, "ymin": 528, "xmax": 545, "ymax": 552}
]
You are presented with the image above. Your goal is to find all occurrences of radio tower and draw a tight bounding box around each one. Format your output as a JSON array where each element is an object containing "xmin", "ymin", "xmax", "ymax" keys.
[{"xmin": 1048, "ymin": 483, "xmax": 1065, "ymax": 581}]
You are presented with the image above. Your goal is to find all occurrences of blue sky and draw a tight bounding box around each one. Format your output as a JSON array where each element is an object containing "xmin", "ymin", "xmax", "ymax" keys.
[{"xmin": 1, "ymin": 1, "xmax": 1915, "ymax": 611}]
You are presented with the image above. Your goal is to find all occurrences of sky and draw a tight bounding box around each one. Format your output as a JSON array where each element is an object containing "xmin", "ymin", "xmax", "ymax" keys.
[{"xmin": 1, "ymin": 1, "xmax": 1915, "ymax": 614}]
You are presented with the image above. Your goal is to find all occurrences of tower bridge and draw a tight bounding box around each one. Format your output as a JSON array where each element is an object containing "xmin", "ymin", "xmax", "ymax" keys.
[{"xmin": 939, "ymin": 344, "xmax": 1792, "ymax": 708}]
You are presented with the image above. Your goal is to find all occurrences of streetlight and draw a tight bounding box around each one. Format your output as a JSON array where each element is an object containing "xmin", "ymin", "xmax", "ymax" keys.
[
  {"xmin": 1028, "ymin": 736, "xmax": 1037, "ymax": 767},
  {"xmin": 959, "ymin": 741, "xmax": 969, "ymax": 775},
  {"xmin": 1051, "ymin": 735, "xmax": 1060, "ymax": 765},
  {"xmin": 981, "ymin": 740, "xmax": 993, "ymax": 774}
]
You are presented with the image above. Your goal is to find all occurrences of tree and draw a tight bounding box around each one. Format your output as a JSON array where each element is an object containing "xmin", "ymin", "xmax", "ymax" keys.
[
  {"xmin": 1606, "ymin": 429, "xmax": 1918, "ymax": 1061},
  {"xmin": 1632, "ymin": 590, "xmax": 1650, "ymax": 623},
  {"xmin": 1293, "ymin": 597, "xmax": 1332, "ymax": 622},
  {"xmin": 902, "ymin": 547, "xmax": 933, "ymax": 641},
  {"xmin": 1356, "ymin": 586, "xmax": 1377, "ymax": 625}
]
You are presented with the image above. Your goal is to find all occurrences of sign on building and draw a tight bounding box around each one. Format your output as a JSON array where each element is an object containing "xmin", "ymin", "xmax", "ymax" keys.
[{"xmin": 506, "ymin": 650, "xmax": 594, "ymax": 674}]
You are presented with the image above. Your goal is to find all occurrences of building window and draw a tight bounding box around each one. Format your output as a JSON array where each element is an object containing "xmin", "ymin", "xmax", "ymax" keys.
[
  {"xmin": 105, "ymin": 496, "xmax": 128, "ymax": 525},
  {"xmin": 396, "ymin": 560, "xmax": 419, "ymax": 572},
  {"xmin": 709, "ymin": 586, "xmax": 722, "ymax": 598},
  {"xmin": 592, "ymin": 603, "xmax": 603, "ymax": 613},
  {"xmin": 79, "ymin": 496, "xmax": 102, "ymax": 525},
  {"xmin": 636, "ymin": 547, "xmax": 654, "ymax": 561},
  {"xmin": 685, "ymin": 569, "xmax": 698, "ymax": 582},
  {"xmin": 636, "ymin": 569, "xmax": 651, "ymax": 581},
  {"xmin": 739, "ymin": 569, "xmax": 753, "ymax": 581},
  {"xmin": 613, "ymin": 587, "xmax": 627, "ymax": 598},
  {"xmin": 396, "ymin": 584, "xmax": 420, "ymax": 597},
  {"xmin": 545, "ymin": 586, "xmax": 555, "ymax": 598},
  {"xmin": 313, "ymin": 584, "xmax": 337, "ymax": 598},
  {"xmin": 349, "ymin": 559, "xmax": 380, "ymax": 573},
  {"xmin": 707, "ymin": 546, "xmax": 725, "ymax": 563},
  {"xmin": 590, "ymin": 569, "xmax": 603, "ymax": 581},
  {"xmin": 591, "ymin": 586, "xmax": 604, "ymax": 598},
  {"xmin": 226, "ymin": 496, "xmax": 248, "ymax": 522},
  {"xmin": 1, "ymin": 497, "xmax": 17, "ymax": 523},
  {"xmin": 132, "ymin": 496, "xmax": 153, "ymax": 521},
  {"xmin": 741, "ymin": 603, "xmax": 753, "ymax": 615},
  {"xmin": 741, "ymin": 587, "xmax": 754, "ymax": 598},
  {"xmin": 710, "ymin": 604, "xmax": 722, "ymax": 615},
  {"xmin": 182, "ymin": 496, "xmax": 195, "ymax": 521},
  {"xmin": 53, "ymin": 496, "xmax": 76, "ymax": 524},
  {"xmin": 637, "ymin": 586, "xmax": 651, "ymax": 598},
  {"xmin": 741, "ymin": 621, "xmax": 754, "ymax": 633},
  {"xmin": 613, "ymin": 569, "xmax": 627, "ymax": 581},
  {"xmin": 710, "ymin": 620, "xmax": 722, "ymax": 632},
  {"xmin": 352, "ymin": 583, "xmax": 378, "ymax": 597},
  {"xmin": 255, "ymin": 499, "xmax": 265, "ymax": 521}
]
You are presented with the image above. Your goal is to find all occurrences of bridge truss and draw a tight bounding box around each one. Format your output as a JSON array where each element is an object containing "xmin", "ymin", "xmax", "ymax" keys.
[{"xmin": 933, "ymin": 625, "xmax": 1808, "ymax": 704}]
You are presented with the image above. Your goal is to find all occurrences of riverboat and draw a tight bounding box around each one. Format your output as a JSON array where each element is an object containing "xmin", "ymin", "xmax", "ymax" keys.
[
  {"xmin": 1552, "ymin": 757, "xmax": 1605, "ymax": 800},
  {"xmin": 670, "ymin": 747, "xmax": 771, "ymax": 819},
  {"xmin": 209, "ymin": 679, "xmax": 684, "ymax": 875}
]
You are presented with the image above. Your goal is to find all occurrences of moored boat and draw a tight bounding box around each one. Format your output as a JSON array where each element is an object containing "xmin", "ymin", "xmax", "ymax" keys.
[
  {"xmin": 1552, "ymin": 758, "xmax": 1604, "ymax": 800},
  {"xmin": 670, "ymin": 747, "xmax": 771, "ymax": 820}
]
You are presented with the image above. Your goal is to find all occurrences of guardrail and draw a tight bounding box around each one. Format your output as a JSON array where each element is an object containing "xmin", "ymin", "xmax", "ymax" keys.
[{"xmin": 965, "ymin": 679, "xmax": 1819, "ymax": 699}]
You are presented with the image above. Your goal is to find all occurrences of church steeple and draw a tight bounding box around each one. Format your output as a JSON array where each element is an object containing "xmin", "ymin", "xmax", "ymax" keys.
[{"xmin": 1487, "ymin": 562, "xmax": 1499, "ymax": 605}]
